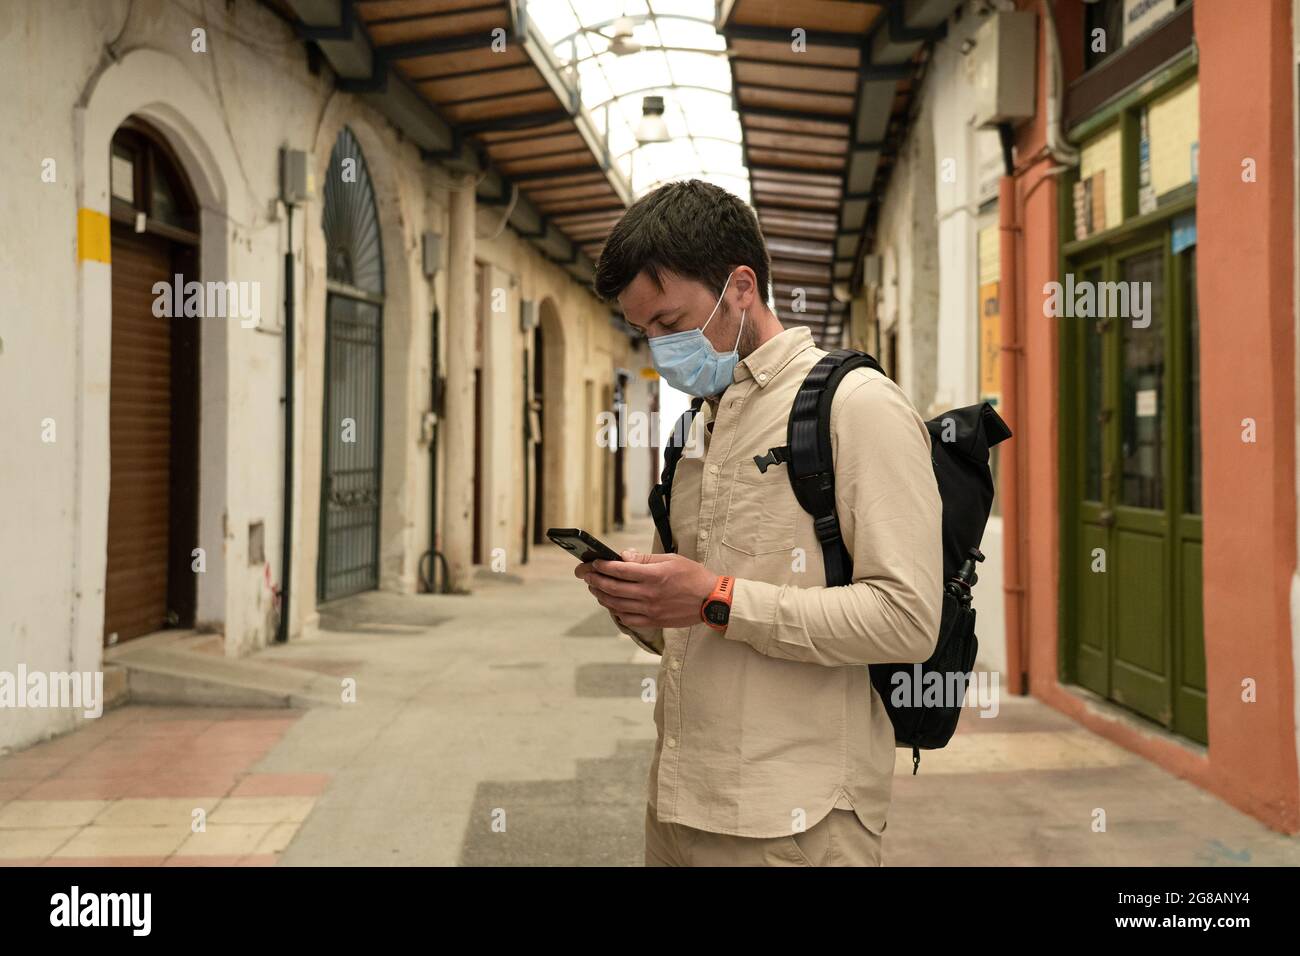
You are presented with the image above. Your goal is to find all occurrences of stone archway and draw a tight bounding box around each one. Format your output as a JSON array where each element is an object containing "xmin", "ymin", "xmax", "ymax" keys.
[
  {"xmin": 76, "ymin": 48, "xmax": 241, "ymax": 658},
  {"xmin": 300, "ymin": 105, "xmax": 422, "ymax": 625}
]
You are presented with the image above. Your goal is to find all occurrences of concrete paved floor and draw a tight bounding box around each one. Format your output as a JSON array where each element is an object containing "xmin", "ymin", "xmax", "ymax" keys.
[{"xmin": 3, "ymin": 520, "xmax": 1298, "ymax": 865}]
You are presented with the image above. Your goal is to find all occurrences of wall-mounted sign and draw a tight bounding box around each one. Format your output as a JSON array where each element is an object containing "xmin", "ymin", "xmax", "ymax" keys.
[
  {"xmin": 1171, "ymin": 211, "xmax": 1197, "ymax": 256},
  {"xmin": 1123, "ymin": 0, "xmax": 1176, "ymax": 47},
  {"xmin": 977, "ymin": 222, "xmax": 1001, "ymax": 406}
]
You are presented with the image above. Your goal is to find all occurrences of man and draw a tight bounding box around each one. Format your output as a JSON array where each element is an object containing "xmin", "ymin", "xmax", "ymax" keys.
[{"xmin": 581, "ymin": 180, "xmax": 942, "ymax": 866}]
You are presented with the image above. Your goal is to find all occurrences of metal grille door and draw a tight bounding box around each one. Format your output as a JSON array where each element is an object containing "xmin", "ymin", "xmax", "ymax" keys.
[
  {"xmin": 318, "ymin": 127, "xmax": 385, "ymax": 603},
  {"xmin": 320, "ymin": 294, "xmax": 383, "ymax": 600}
]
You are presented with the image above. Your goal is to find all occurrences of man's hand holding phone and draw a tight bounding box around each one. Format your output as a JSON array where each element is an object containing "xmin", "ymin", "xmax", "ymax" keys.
[{"xmin": 577, "ymin": 549, "xmax": 717, "ymax": 630}]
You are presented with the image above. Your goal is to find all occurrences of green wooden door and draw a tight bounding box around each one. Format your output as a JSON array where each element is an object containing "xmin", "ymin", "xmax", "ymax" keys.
[{"xmin": 1063, "ymin": 226, "xmax": 1206, "ymax": 743}]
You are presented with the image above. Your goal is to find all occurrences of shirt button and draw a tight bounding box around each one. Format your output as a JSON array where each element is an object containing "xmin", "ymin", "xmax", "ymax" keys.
[
  {"xmin": 700, "ymin": 529, "xmax": 709, "ymax": 540},
  {"xmin": 758, "ymin": 372, "xmax": 767, "ymax": 383},
  {"xmin": 709, "ymin": 464, "xmax": 719, "ymax": 475},
  {"xmin": 666, "ymin": 736, "xmax": 677, "ymax": 749},
  {"xmin": 669, "ymin": 658, "xmax": 680, "ymax": 671}
]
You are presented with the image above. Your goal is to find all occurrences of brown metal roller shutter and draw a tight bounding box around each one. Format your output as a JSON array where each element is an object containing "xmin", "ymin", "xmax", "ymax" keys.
[{"xmin": 103, "ymin": 224, "xmax": 173, "ymax": 643}]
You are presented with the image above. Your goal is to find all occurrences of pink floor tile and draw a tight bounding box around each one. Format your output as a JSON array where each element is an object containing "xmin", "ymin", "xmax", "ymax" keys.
[
  {"xmin": 121, "ymin": 775, "xmax": 238, "ymax": 799},
  {"xmin": 160, "ymin": 757, "xmax": 267, "ymax": 778},
  {"xmin": 22, "ymin": 777, "xmax": 136, "ymax": 800},
  {"xmin": 51, "ymin": 755, "xmax": 170, "ymax": 781},
  {"xmin": 0, "ymin": 754, "xmax": 75, "ymax": 781},
  {"xmin": 23, "ymin": 733, "xmax": 111, "ymax": 759},
  {"xmin": 230, "ymin": 773, "xmax": 331, "ymax": 797},
  {"xmin": 199, "ymin": 717, "xmax": 300, "ymax": 736},
  {"xmin": 117, "ymin": 718, "xmax": 216, "ymax": 739},
  {"xmin": 0, "ymin": 779, "xmax": 37, "ymax": 800}
]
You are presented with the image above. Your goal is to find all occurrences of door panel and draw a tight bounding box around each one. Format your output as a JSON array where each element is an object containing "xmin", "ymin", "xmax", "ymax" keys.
[
  {"xmin": 319, "ymin": 293, "xmax": 383, "ymax": 602},
  {"xmin": 1076, "ymin": 523, "xmax": 1109, "ymax": 696},
  {"xmin": 1111, "ymin": 528, "xmax": 1168, "ymax": 720}
]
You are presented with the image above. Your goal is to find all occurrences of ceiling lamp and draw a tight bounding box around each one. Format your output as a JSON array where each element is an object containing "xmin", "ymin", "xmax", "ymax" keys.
[{"xmin": 635, "ymin": 95, "xmax": 670, "ymax": 144}]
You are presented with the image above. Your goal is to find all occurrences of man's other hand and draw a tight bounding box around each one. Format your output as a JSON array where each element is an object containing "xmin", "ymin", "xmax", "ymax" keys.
[{"xmin": 576, "ymin": 549, "xmax": 717, "ymax": 629}]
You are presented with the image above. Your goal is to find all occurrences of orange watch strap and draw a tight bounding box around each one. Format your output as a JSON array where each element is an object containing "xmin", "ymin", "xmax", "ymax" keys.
[{"xmin": 701, "ymin": 575, "xmax": 734, "ymax": 630}]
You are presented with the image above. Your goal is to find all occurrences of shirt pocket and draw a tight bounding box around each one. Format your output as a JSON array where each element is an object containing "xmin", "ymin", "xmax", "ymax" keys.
[{"xmin": 720, "ymin": 460, "xmax": 797, "ymax": 556}]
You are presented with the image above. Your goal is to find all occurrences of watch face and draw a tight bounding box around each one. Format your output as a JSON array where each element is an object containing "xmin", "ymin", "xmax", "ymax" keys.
[{"xmin": 703, "ymin": 601, "xmax": 729, "ymax": 626}]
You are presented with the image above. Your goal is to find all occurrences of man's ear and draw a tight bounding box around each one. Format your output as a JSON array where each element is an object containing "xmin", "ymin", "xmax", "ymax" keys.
[{"xmin": 730, "ymin": 266, "xmax": 759, "ymax": 310}]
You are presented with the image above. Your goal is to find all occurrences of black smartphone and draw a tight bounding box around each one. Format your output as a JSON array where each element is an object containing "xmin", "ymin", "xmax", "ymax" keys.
[{"xmin": 546, "ymin": 528, "xmax": 622, "ymax": 563}]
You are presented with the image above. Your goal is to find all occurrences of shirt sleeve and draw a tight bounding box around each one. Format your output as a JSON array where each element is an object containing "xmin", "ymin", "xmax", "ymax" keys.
[
  {"xmin": 721, "ymin": 373, "xmax": 943, "ymax": 667},
  {"xmin": 609, "ymin": 529, "xmax": 666, "ymax": 657}
]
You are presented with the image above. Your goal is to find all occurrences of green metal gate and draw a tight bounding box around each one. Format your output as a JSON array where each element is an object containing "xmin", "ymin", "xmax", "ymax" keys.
[{"xmin": 318, "ymin": 127, "xmax": 385, "ymax": 603}]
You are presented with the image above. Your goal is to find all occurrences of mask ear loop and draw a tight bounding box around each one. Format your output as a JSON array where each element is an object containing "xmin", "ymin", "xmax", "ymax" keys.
[
  {"xmin": 700, "ymin": 271, "xmax": 734, "ymax": 334},
  {"xmin": 732, "ymin": 309, "xmax": 746, "ymax": 353}
]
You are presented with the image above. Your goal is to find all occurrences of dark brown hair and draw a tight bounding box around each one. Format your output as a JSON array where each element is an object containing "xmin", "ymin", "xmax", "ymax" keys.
[{"xmin": 594, "ymin": 179, "xmax": 771, "ymax": 303}]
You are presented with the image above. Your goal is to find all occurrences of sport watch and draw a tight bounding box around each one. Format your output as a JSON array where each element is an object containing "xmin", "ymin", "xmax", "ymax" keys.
[{"xmin": 700, "ymin": 576, "xmax": 735, "ymax": 631}]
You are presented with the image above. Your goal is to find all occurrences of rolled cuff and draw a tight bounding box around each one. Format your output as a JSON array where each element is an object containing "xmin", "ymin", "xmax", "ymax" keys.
[{"xmin": 721, "ymin": 577, "xmax": 777, "ymax": 654}]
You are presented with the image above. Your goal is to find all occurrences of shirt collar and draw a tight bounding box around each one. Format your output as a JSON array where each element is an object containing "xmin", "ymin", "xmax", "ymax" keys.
[{"xmin": 735, "ymin": 326, "xmax": 815, "ymax": 389}]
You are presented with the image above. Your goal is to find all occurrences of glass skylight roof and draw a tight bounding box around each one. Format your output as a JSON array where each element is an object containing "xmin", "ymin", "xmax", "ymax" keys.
[{"xmin": 528, "ymin": 0, "xmax": 751, "ymax": 202}]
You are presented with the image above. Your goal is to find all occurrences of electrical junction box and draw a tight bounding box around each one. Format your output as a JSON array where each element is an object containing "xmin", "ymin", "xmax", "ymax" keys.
[
  {"xmin": 861, "ymin": 254, "xmax": 882, "ymax": 287},
  {"xmin": 968, "ymin": 10, "xmax": 1037, "ymax": 129},
  {"xmin": 280, "ymin": 148, "xmax": 315, "ymax": 205},
  {"xmin": 519, "ymin": 299, "xmax": 537, "ymax": 332}
]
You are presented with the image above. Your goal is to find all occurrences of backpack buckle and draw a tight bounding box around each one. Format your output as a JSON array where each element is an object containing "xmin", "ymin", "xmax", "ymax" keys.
[
  {"xmin": 813, "ymin": 513, "xmax": 841, "ymax": 544},
  {"xmin": 753, "ymin": 445, "xmax": 789, "ymax": 474}
]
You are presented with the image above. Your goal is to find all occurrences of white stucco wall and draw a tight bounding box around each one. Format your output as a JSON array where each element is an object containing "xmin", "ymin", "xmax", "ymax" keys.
[
  {"xmin": 0, "ymin": 0, "xmax": 645, "ymax": 751},
  {"xmin": 867, "ymin": 1, "xmax": 1009, "ymax": 674}
]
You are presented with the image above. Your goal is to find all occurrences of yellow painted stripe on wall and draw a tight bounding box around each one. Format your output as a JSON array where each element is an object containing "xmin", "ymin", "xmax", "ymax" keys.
[{"xmin": 77, "ymin": 208, "xmax": 111, "ymax": 264}]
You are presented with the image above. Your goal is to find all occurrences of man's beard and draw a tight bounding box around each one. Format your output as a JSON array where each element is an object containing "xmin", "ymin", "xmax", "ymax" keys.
[{"xmin": 731, "ymin": 305, "xmax": 762, "ymax": 359}]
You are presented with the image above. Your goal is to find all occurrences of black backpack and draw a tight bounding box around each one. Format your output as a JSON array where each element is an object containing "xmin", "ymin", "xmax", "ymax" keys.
[{"xmin": 649, "ymin": 349, "xmax": 1012, "ymax": 773}]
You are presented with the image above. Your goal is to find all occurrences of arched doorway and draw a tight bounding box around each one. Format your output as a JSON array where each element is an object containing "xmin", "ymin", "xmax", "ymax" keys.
[
  {"xmin": 103, "ymin": 119, "xmax": 201, "ymax": 645},
  {"xmin": 318, "ymin": 127, "xmax": 385, "ymax": 603}
]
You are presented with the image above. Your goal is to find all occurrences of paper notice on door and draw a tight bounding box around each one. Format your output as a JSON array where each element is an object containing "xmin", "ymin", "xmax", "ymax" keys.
[{"xmin": 1135, "ymin": 389, "xmax": 1158, "ymax": 418}]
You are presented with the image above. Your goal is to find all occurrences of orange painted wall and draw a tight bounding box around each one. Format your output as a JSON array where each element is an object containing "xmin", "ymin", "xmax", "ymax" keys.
[
  {"xmin": 1008, "ymin": 0, "xmax": 1299, "ymax": 833},
  {"xmin": 1192, "ymin": 0, "xmax": 1298, "ymax": 831}
]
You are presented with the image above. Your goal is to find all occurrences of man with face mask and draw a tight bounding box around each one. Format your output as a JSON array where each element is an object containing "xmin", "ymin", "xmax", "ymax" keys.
[{"xmin": 581, "ymin": 179, "xmax": 942, "ymax": 866}]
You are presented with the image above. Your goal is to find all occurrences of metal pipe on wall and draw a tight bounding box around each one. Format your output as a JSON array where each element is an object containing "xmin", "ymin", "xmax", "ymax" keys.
[
  {"xmin": 276, "ymin": 204, "xmax": 295, "ymax": 643},
  {"xmin": 998, "ymin": 166, "xmax": 1026, "ymax": 694}
]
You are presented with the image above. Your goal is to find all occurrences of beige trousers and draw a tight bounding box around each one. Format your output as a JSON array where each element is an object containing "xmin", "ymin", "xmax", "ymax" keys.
[{"xmin": 644, "ymin": 804, "xmax": 884, "ymax": 867}]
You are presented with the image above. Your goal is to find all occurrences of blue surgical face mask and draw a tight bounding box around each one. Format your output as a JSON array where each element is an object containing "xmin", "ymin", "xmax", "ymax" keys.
[{"xmin": 648, "ymin": 272, "xmax": 747, "ymax": 398}]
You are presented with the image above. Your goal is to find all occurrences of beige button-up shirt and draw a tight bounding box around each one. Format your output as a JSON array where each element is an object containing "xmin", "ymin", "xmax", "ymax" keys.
[{"xmin": 615, "ymin": 326, "xmax": 942, "ymax": 839}]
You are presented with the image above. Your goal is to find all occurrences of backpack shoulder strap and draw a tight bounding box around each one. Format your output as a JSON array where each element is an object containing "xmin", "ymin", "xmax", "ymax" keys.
[
  {"xmin": 648, "ymin": 397, "xmax": 704, "ymax": 554},
  {"xmin": 786, "ymin": 349, "xmax": 885, "ymax": 587}
]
